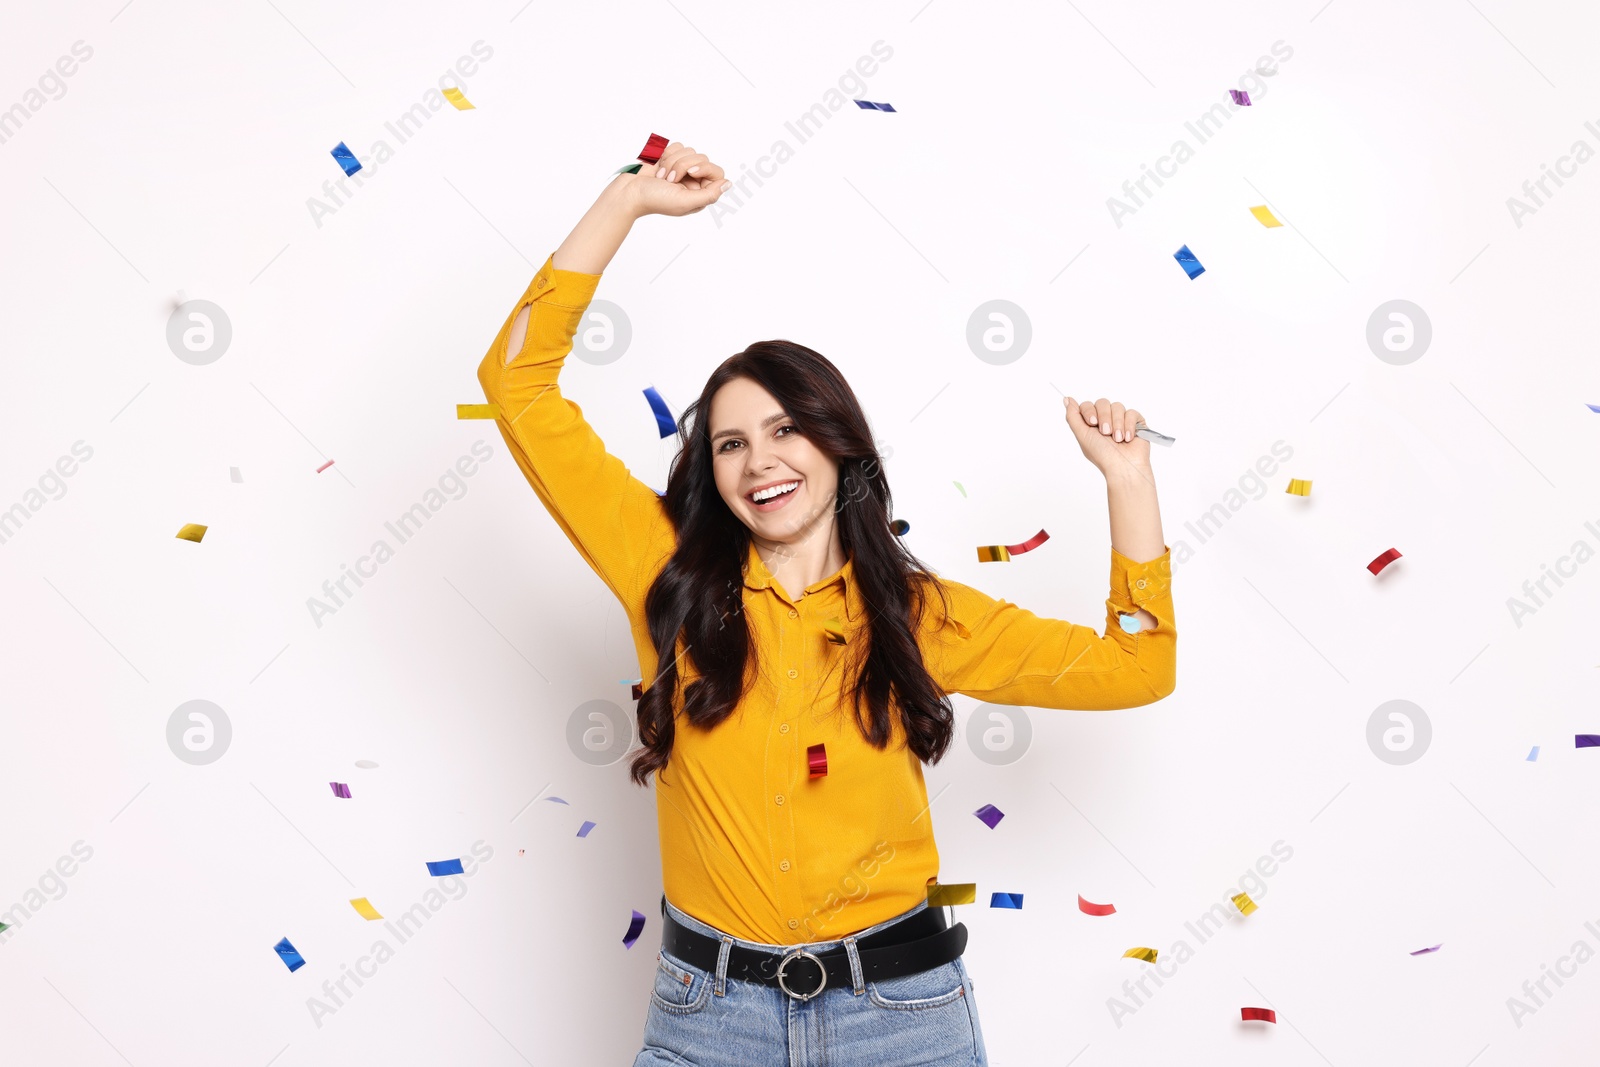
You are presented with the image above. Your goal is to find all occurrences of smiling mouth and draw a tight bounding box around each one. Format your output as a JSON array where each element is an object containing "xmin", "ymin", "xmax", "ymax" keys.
[{"xmin": 748, "ymin": 481, "xmax": 801, "ymax": 505}]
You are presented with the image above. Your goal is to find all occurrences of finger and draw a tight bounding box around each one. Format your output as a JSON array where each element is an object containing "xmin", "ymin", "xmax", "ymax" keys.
[
  {"xmin": 1094, "ymin": 398, "xmax": 1112, "ymax": 435},
  {"xmin": 658, "ymin": 146, "xmax": 700, "ymax": 181},
  {"xmin": 1079, "ymin": 398, "xmax": 1099, "ymax": 428},
  {"xmin": 1124, "ymin": 409, "xmax": 1143, "ymax": 441},
  {"xmin": 653, "ymin": 142, "xmax": 685, "ymax": 178},
  {"xmin": 678, "ymin": 179, "xmax": 733, "ymax": 214},
  {"xmin": 1109, "ymin": 402, "xmax": 1125, "ymax": 441},
  {"xmin": 685, "ymin": 157, "xmax": 725, "ymax": 183}
]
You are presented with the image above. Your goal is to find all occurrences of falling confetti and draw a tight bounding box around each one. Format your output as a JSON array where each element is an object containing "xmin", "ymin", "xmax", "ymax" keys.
[
  {"xmin": 623, "ymin": 909, "xmax": 647, "ymax": 949},
  {"xmin": 1079, "ymin": 895, "xmax": 1116, "ymax": 916},
  {"xmin": 230, "ymin": 467, "xmax": 242, "ymax": 483},
  {"xmin": 545, "ymin": 796, "xmax": 570, "ymax": 805},
  {"xmin": 577, "ymin": 820, "xmax": 597, "ymax": 838},
  {"xmin": 807, "ymin": 743, "xmax": 828, "ymax": 778},
  {"xmin": 176, "ymin": 524, "xmax": 207, "ymax": 543},
  {"xmin": 274, "ymin": 936, "xmax": 306, "ymax": 972},
  {"xmin": 854, "ymin": 100, "xmax": 897, "ymax": 111},
  {"xmin": 1250, "ymin": 205, "xmax": 1282, "ymax": 227},
  {"xmin": 990, "ymin": 892, "xmax": 1024, "ymax": 909},
  {"xmin": 637, "ymin": 133, "xmax": 668, "ymax": 165},
  {"xmin": 1367, "ymin": 548, "xmax": 1403, "ymax": 576},
  {"xmin": 1526, "ymin": 746, "xmax": 1540, "ymax": 762},
  {"xmin": 1123, "ymin": 947, "xmax": 1159, "ymax": 963},
  {"xmin": 1409, "ymin": 943, "xmax": 1443, "ymax": 955},
  {"xmin": 441, "ymin": 86, "xmax": 475, "ymax": 110},
  {"xmin": 1230, "ymin": 89, "xmax": 1252, "ymax": 105},
  {"xmin": 822, "ymin": 617, "xmax": 847, "ymax": 645},
  {"xmin": 1285, "ymin": 478, "xmax": 1312, "ymax": 496},
  {"xmin": 457, "ymin": 403, "xmax": 500, "ymax": 419},
  {"xmin": 349, "ymin": 898, "xmax": 383, "ymax": 921},
  {"xmin": 1577, "ymin": 735, "xmax": 1600, "ymax": 748},
  {"xmin": 1232, "ymin": 892, "xmax": 1258, "ymax": 916},
  {"xmin": 927, "ymin": 882, "xmax": 977, "ymax": 907},
  {"xmin": 425, "ymin": 859, "xmax": 464, "ymax": 877},
  {"xmin": 1174, "ymin": 245, "xmax": 1205, "ymax": 280},
  {"xmin": 1119, "ymin": 614, "xmax": 1142, "ymax": 634},
  {"xmin": 615, "ymin": 163, "xmax": 644, "ymax": 175},
  {"xmin": 329, "ymin": 782, "xmax": 351, "ymax": 799},
  {"xmin": 891, "ymin": 519, "xmax": 910, "ymax": 536},
  {"xmin": 316, "ymin": 460, "xmax": 335, "ymax": 474},
  {"xmin": 977, "ymin": 528, "xmax": 1049, "ymax": 563},
  {"xmin": 1241, "ymin": 1007, "xmax": 1277, "ymax": 1023},
  {"xmin": 355, "ymin": 760, "xmax": 379, "ymax": 769},
  {"xmin": 330, "ymin": 142, "xmax": 361, "ymax": 177},
  {"xmin": 953, "ymin": 482, "xmax": 967, "ymax": 498},
  {"xmin": 643, "ymin": 386, "xmax": 675, "ymax": 438},
  {"xmin": 974, "ymin": 804, "xmax": 1005, "ymax": 829}
]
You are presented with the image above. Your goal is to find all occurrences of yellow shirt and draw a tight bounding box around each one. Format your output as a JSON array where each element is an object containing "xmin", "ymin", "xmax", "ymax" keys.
[{"xmin": 478, "ymin": 255, "xmax": 1178, "ymax": 946}]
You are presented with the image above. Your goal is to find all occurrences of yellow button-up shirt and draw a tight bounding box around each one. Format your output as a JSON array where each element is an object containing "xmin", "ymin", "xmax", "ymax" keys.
[{"xmin": 479, "ymin": 255, "xmax": 1178, "ymax": 946}]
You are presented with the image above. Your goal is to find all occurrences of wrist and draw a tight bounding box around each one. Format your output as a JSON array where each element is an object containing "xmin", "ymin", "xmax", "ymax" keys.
[
  {"xmin": 1104, "ymin": 463, "xmax": 1155, "ymax": 490},
  {"xmin": 600, "ymin": 177, "xmax": 646, "ymax": 221}
]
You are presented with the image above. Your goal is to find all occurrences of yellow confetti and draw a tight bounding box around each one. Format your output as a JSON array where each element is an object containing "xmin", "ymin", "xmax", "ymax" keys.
[
  {"xmin": 1123, "ymin": 946, "xmax": 1159, "ymax": 963},
  {"xmin": 457, "ymin": 403, "xmax": 500, "ymax": 419},
  {"xmin": 1285, "ymin": 478, "xmax": 1312, "ymax": 496},
  {"xmin": 926, "ymin": 882, "xmax": 977, "ymax": 907},
  {"xmin": 1249, "ymin": 205, "xmax": 1282, "ymax": 227},
  {"xmin": 823, "ymin": 617, "xmax": 847, "ymax": 645},
  {"xmin": 976, "ymin": 545, "xmax": 1011, "ymax": 563},
  {"xmin": 441, "ymin": 86, "xmax": 475, "ymax": 110},
  {"xmin": 176, "ymin": 524, "xmax": 207, "ymax": 543},
  {"xmin": 1232, "ymin": 891, "xmax": 1258, "ymax": 916},
  {"xmin": 349, "ymin": 897, "xmax": 384, "ymax": 921}
]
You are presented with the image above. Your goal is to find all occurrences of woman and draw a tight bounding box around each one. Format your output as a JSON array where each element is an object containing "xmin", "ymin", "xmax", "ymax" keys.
[{"xmin": 477, "ymin": 141, "xmax": 1177, "ymax": 1067}]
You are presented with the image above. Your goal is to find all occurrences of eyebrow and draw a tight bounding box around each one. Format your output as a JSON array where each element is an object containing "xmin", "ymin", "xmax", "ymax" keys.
[{"xmin": 710, "ymin": 412, "xmax": 789, "ymax": 444}]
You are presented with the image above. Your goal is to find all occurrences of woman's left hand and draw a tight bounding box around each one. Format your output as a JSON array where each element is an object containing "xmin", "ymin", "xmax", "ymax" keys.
[{"xmin": 1063, "ymin": 396, "xmax": 1152, "ymax": 478}]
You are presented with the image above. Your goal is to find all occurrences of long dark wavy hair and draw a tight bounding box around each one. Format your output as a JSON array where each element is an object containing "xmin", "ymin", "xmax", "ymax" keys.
[{"xmin": 630, "ymin": 340, "xmax": 957, "ymax": 787}]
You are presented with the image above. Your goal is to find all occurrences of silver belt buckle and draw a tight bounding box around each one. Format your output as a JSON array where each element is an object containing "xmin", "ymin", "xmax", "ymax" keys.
[{"xmin": 775, "ymin": 948, "xmax": 827, "ymax": 1001}]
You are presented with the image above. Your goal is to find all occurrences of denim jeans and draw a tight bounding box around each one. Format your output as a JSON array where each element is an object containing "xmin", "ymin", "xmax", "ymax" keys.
[{"xmin": 632, "ymin": 897, "xmax": 989, "ymax": 1067}]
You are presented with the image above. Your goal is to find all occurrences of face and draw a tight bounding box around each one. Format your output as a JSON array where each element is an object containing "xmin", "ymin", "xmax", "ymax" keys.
[{"xmin": 708, "ymin": 376, "xmax": 839, "ymax": 544}]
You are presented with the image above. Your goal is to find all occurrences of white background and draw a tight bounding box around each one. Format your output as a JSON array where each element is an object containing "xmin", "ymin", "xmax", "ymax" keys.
[{"xmin": 2, "ymin": 0, "xmax": 1597, "ymax": 1063}]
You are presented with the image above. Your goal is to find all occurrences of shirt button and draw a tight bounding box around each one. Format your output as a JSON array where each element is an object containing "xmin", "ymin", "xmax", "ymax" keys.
[
  {"xmin": 788, "ymin": 609, "xmax": 798, "ymax": 619},
  {"xmin": 1136, "ymin": 579, "xmax": 1147, "ymax": 588},
  {"xmin": 780, "ymin": 860, "xmax": 790, "ymax": 871},
  {"xmin": 788, "ymin": 919, "xmax": 799, "ymax": 930},
  {"xmin": 787, "ymin": 669, "xmax": 798, "ymax": 679},
  {"xmin": 779, "ymin": 724, "xmax": 789, "ymax": 734},
  {"xmin": 775, "ymin": 794, "xmax": 785, "ymax": 805},
  {"xmin": 535, "ymin": 277, "xmax": 546, "ymax": 288}
]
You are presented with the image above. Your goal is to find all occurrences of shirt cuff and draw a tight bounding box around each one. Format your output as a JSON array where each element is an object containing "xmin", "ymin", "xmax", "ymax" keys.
[
  {"xmin": 1109, "ymin": 545, "xmax": 1173, "ymax": 613},
  {"xmin": 527, "ymin": 252, "xmax": 603, "ymax": 309}
]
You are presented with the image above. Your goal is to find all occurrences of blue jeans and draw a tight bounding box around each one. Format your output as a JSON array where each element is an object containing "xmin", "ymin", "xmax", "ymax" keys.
[{"xmin": 633, "ymin": 897, "xmax": 989, "ymax": 1067}]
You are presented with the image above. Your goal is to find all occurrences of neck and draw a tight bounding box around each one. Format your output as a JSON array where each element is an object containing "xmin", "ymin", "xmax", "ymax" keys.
[{"xmin": 754, "ymin": 518, "xmax": 847, "ymax": 597}]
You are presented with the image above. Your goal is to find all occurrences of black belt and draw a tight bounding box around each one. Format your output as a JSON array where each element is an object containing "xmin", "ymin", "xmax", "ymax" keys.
[{"xmin": 658, "ymin": 895, "xmax": 968, "ymax": 1001}]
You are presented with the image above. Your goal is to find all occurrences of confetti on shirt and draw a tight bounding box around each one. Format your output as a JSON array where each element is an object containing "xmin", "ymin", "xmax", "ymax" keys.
[
  {"xmin": 355, "ymin": 760, "xmax": 378, "ymax": 769},
  {"xmin": 891, "ymin": 519, "xmax": 910, "ymax": 536},
  {"xmin": 1241, "ymin": 1007, "xmax": 1277, "ymax": 1023},
  {"xmin": 176, "ymin": 523, "xmax": 207, "ymax": 543},
  {"xmin": 808, "ymin": 743, "xmax": 828, "ymax": 778},
  {"xmin": 1133, "ymin": 423, "xmax": 1176, "ymax": 447},
  {"xmin": 457, "ymin": 403, "xmax": 500, "ymax": 419},
  {"xmin": 854, "ymin": 99, "xmax": 897, "ymax": 112},
  {"xmin": 974, "ymin": 804, "xmax": 1005, "ymax": 829},
  {"xmin": 643, "ymin": 386, "xmax": 676, "ymax": 438},
  {"xmin": 1526, "ymin": 746, "xmax": 1540, "ymax": 762},
  {"xmin": 230, "ymin": 467, "xmax": 242, "ymax": 483},
  {"xmin": 330, "ymin": 141, "xmax": 361, "ymax": 176},
  {"xmin": 1119, "ymin": 614, "xmax": 1142, "ymax": 634},
  {"xmin": 1367, "ymin": 548, "xmax": 1402, "ymax": 575},
  {"xmin": 1230, "ymin": 89, "xmax": 1252, "ymax": 106},
  {"xmin": 349, "ymin": 898, "xmax": 383, "ymax": 921},
  {"xmin": 329, "ymin": 782, "xmax": 351, "ymax": 799},
  {"xmin": 577, "ymin": 820, "xmax": 597, "ymax": 838},
  {"xmin": 990, "ymin": 892, "xmax": 1024, "ymax": 909},
  {"xmin": 426, "ymin": 858, "xmax": 464, "ymax": 877},
  {"xmin": 274, "ymin": 936, "xmax": 306, "ymax": 972},
  {"xmin": 1249, "ymin": 204, "xmax": 1282, "ymax": 228},
  {"xmin": 1285, "ymin": 478, "xmax": 1312, "ymax": 496},
  {"xmin": 822, "ymin": 617, "xmax": 847, "ymax": 646},
  {"xmin": 316, "ymin": 460, "xmax": 335, "ymax": 474},
  {"xmin": 637, "ymin": 133, "xmax": 669, "ymax": 165},
  {"xmin": 1079, "ymin": 895, "xmax": 1116, "ymax": 916},
  {"xmin": 1577, "ymin": 734, "xmax": 1600, "ymax": 748},
  {"xmin": 977, "ymin": 528, "xmax": 1050, "ymax": 563},
  {"xmin": 441, "ymin": 86, "xmax": 475, "ymax": 110},
  {"xmin": 1409, "ymin": 943, "xmax": 1443, "ymax": 955},
  {"xmin": 1232, "ymin": 892, "xmax": 1258, "ymax": 916},
  {"xmin": 1123, "ymin": 946, "xmax": 1158, "ymax": 963},
  {"xmin": 623, "ymin": 909, "xmax": 647, "ymax": 949},
  {"xmin": 927, "ymin": 882, "xmax": 977, "ymax": 907},
  {"xmin": 1174, "ymin": 245, "xmax": 1205, "ymax": 280}
]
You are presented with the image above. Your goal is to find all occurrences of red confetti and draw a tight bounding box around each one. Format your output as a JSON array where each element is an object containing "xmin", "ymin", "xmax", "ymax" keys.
[
  {"xmin": 637, "ymin": 133, "xmax": 669, "ymax": 164},
  {"xmin": 631, "ymin": 683, "xmax": 643, "ymax": 701},
  {"xmin": 807, "ymin": 743, "xmax": 828, "ymax": 778},
  {"xmin": 1241, "ymin": 1007, "xmax": 1277, "ymax": 1024},
  {"xmin": 316, "ymin": 459, "xmax": 335, "ymax": 473},
  {"xmin": 1078, "ymin": 895, "xmax": 1116, "ymax": 916},
  {"xmin": 1367, "ymin": 547, "xmax": 1402, "ymax": 575}
]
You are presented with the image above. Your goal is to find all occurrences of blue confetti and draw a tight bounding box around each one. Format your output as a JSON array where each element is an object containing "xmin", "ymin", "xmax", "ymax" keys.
[
  {"xmin": 990, "ymin": 892, "xmax": 1024, "ymax": 909},
  {"xmin": 1119, "ymin": 613, "xmax": 1142, "ymax": 633},
  {"xmin": 1174, "ymin": 245, "xmax": 1205, "ymax": 280},
  {"xmin": 643, "ymin": 386, "xmax": 676, "ymax": 438},
  {"xmin": 426, "ymin": 858, "xmax": 464, "ymax": 877},
  {"xmin": 623, "ymin": 909, "xmax": 647, "ymax": 949},
  {"xmin": 330, "ymin": 141, "xmax": 361, "ymax": 177},
  {"xmin": 274, "ymin": 936, "xmax": 306, "ymax": 972},
  {"xmin": 853, "ymin": 99, "xmax": 897, "ymax": 111},
  {"xmin": 1526, "ymin": 745, "xmax": 1540, "ymax": 761},
  {"xmin": 577, "ymin": 820, "xmax": 597, "ymax": 838}
]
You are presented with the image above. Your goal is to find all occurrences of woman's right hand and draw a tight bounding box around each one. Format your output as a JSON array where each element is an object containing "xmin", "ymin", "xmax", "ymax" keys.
[{"xmin": 621, "ymin": 142, "xmax": 731, "ymax": 218}]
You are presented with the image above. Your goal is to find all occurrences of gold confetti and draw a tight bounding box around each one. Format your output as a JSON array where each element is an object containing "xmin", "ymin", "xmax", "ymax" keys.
[
  {"xmin": 441, "ymin": 86, "xmax": 475, "ymax": 110},
  {"xmin": 926, "ymin": 882, "xmax": 977, "ymax": 907},
  {"xmin": 176, "ymin": 524, "xmax": 208, "ymax": 543},
  {"xmin": 1249, "ymin": 205, "xmax": 1282, "ymax": 227},
  {"xmin": 1232, "ymin": 891, "xmax": 1258, "ymax": 916},
  {"xmin": 1285, "ymin": 478, "xmax": 1312, "ymax": 496},
  {"xmin": 976, "ymin": 545, "xmax": 1011, "ymax": 563},
  {"xmin": 349, "ymin": 897, "xmax": 384, "ymax": 921},
  {"xmin": 823, "ymin": 616, "xmax": 847, "ymax": 645},
  {"xmin": 1123, "ymin": 946, "xmax": 1159, "ymax": 963},
  {"xmin": 457, "ymin": 403, "xmax": 500, "ymax": 419}
]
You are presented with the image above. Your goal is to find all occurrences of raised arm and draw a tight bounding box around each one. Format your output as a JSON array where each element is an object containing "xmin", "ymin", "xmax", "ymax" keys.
[{"xmin": 476, "ymin": 143, "xmax": 731, "ymax": 604}]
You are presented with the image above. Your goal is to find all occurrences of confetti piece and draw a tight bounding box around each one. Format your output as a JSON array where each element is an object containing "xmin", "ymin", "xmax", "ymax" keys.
[
  {"xmin": 808, "ymin": 742, "xmax": 828, "ymax": 778},
  {"xmin": 643, "ymin": 386, "xmax": 675, "ymax": 438},
  {"xmin": 637, "ymin": 133, "xmax": 669, "ymax": 165},
  {"xmin": 1250, "ymin": 204, "xmax": 1282, "ymax": 227},
  {"xmin": 631, "ymin": 683, "xmax": 643, "ymax": 701},
  {"xmin": 230, "ymin": 467, "xmax": 242, "ymax": 483},
  {"xmin": 1409, "ymin": 943, "xmax": 1443, "ymax": 955},
  {"xmin": 977, "ymin": 528, "xmax": 1049, "ymax": 563},
  {"xmin": 990, "ymin": 892, "xmax": 1024, "ymax": 909},
  {"xmin": 426, "ymin": 859, "xmax": 464, "ymax": 877},
  {"xmin": 891, "ymin": 519, "xmax": 911, "ymax": 536},
  {"xmin": 316, "ymin": 459, "xmax": 335, "ymax": 474},
  {"xmin": 1367, "ymin": 548, "xmax": 1402, "ymax": 575},
  {"xmin": 355, "ymin": 760, "xmax": 379, "ymax": 769},
  {"xmin": 1230, "ymin": 89, "xmax": 1252, "ymax": 106},
  {"xmin": 0, "ymin": 921, "xmax": 8, "ymax": 933},
  {"xmin": 545, "ymin": 796, "xmax": 570, "ymax": 805},
  {"xmin": 329, "ymin": 782, "xmax": 351, "ymax": 799},
  {"xmin": 176, "ymin": 523, "xmax": 207, "ymax": 543},
  {"xmin": 953, "ymin": 482, "xmax": 967, "ymax": 498},
  {"xmin": 349, "ymin": 898, "xmax": 383, "ymax": 921},
  {"xmin": 330, "ymin": 141, "xmax": 361, "ymax": 177},
  {"xmin": 1174, "ymin": 245, "xmax": 1205, "ymax": 280},
  {"xmin": 1587, "ymin": 403, "xmax": 1600, "ymax": 413},
  {"xmin": 441, "ymin": 86, "xmax": 475, "ymax": 110},
  {"xmin": 1285, "ymin": 478, "xmax": 1312, "ymax": 496},
  {"xmin": 1577, "ymin": 735, "xmax": 1600, "ymax": 748},
  {"xmin": 457, "ymin": 403, "xmax": 500, "ymax": 419},
  {"xmin": 1119, "ymin": 614, "xmax": 1141, "ymax": 634},
  {"xmin": 274, "ymin": 936, "xmax": 306, "ymax": 972},
  {"xmin": 615, "ymin": 162, "xmax": 644, "ymax": 175},
  {"xmin": 577, "ymin": 820, "xmax": 597, "ymax": 838},
  {"xmin": 1526, "ymin": 746, "xmax": 1540, "ymax": 762},
  {"xmin": 1078, "ymin": 895, "xmax": 1116, "ymax": 917},
  {"xmin": 1123, "ymin": 947, "xmax": 1158, "ymax": 963},
  {"xmin": 1241, "ymin": 1007, "xmax": 1277, "ymax": 1023},
  {"xmin": 853, "ymin": 99, "xmax": 897, "ymax": 111},
  {"xmin": 974, "ymin": 804, "xmax": 1005, "ymax": 829},
  {"xmin": 1133, "ymin": 423, "xmax": 1176, "ymax": 447},
  {"xmin": 623, "ymin": 909, "xmax": 647, "ymax": 949},
  {"xmin": 822, "ymin": 617, "xmax": 847, "ymax": 646},
  {"xmin": 1232, "ymin": 891, "xmax": 1258, "ymax": 916},
  {"xmin": 927, "ymin": 882, "xmax": 977, "ymax": 907}
]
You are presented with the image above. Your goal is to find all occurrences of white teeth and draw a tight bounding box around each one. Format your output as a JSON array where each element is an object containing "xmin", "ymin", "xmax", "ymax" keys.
[{"xmin": 751, "ymin": 481, "xmax": 799, "ymax": 502}]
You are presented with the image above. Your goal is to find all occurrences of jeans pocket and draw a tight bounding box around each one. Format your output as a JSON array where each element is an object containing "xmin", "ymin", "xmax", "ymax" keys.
[
  {"xmin": 866, "ymin": 959, "xmax": 967, "ymax": 1010},
  {"xmin": 650, "ymin": 950, "xmax": 712, "ymax": 1015}
]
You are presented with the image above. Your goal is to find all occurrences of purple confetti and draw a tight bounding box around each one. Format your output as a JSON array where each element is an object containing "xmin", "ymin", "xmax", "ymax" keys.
[
  {"xmin": 577, "ymin": 820, "xmax": 597, "ymax": 838},
  {"xmin": 973, "ymin": 803, "xmax": 1005, "ymax": 829},
  {"xmin": 623, "ymin": 909, "xmax": 647, "ymax": 949},
  {"xmin": 1409, "ymin": 943, "xmax": 1442, "ymax": 956},
  {"xmin": 1230, "ymin": 89, "xmax": 1252, "ymax": 106},
  {"xmin": 1576, "ymin": 735, "xmax": 1600, "ymax": 748},
  {"xmin": 329, "ymin": 782, "xmax": 351, "ymax": 799}
]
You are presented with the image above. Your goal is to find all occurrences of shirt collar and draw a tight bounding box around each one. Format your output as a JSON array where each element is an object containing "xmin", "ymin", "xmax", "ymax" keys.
[{"xmin": 742, "ymin": 541, "xmax": 858, "ymax": 621}]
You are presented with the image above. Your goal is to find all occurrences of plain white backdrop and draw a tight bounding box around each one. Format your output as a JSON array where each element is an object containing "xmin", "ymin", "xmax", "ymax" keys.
[{"xmin": 2, "ymin": 0, "xmax": 1598, "ymax": 1063}]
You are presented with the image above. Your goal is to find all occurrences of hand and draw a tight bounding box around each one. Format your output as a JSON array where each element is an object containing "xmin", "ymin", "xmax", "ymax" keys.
[
  {"xmin": 619, "ymin": 142, "xmax": 731, "ymax": 218},
  {"xmin": 1063, "ymin": 396, "xmax": 1152, "ymax": 478}
]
